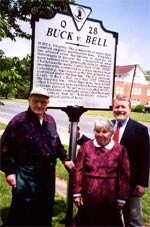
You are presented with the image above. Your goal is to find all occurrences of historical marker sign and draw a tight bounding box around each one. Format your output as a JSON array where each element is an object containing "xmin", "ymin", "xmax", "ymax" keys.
[{"xmin": 31, "ymin": 3, "xmax": 118, "ymax": 109}]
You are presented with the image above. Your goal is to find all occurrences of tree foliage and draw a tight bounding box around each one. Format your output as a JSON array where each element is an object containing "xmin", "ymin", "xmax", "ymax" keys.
[
  {"xmin": 0, "ymin": 54, "xmax": 31, "ymax": 98},
  {"xmin": 0, "ymin": 0, "xmax": 75, "ymax": 41},
  {"xmin": 145, "ymin": 71, "xmax": 150, "ymax": 81},
  {"xmin": 0, "ymin": 15, "xmax": 11, "ymax": 41},
  {"xmin": 0, "ymin": 0, "xmax": 75, "ymax": 99}
]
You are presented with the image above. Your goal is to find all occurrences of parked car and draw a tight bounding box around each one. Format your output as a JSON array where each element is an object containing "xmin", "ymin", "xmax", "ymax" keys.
[{"xmin": 143, "ymin": 106, "xmax": 150, "ymax": 113}]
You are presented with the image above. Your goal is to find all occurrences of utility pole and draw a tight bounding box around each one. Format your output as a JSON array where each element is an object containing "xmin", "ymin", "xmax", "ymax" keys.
[{"xmin": 130, "ymin": 64, "xmax": 137, "ymax": 98}]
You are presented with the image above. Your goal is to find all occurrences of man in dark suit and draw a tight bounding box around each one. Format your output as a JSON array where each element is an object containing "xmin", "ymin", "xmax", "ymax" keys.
[{"xmin": 77, "ymin": 94, "xmax": 149, "ymax": 227}]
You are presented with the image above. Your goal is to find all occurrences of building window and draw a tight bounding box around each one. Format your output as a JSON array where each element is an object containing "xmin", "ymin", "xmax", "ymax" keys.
[
  {"xmin": 132, "ymin": 99, "xmax": 140, "ymax": 106},
  {"xmin": 147, "ymin": 89, "xmax": 150, "ymax": 96},
  {"xmin": 132, "ymin": 88, "xmax": 141, "ymax": 95},
  {"xmin": 115, "ymin": 86, "xmax": 124, "ymax": 94},
  {"xmin": 115, "ymin": 75, "xmax": 124, "ymax": 81}
]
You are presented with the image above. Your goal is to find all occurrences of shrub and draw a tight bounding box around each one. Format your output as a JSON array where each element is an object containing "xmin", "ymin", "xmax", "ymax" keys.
[{"xmin": 132, "ymin": 105, "xmax": 145, "ymax": 113}]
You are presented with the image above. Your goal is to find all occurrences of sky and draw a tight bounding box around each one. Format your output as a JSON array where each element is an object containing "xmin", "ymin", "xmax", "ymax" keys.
[{"xmin": 0, "ymin": 0, "xmax": 150, "ymax": 70}]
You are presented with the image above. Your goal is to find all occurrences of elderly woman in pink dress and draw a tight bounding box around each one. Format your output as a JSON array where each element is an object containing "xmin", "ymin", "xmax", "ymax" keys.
[{"xmin": 72, "ymin": 118, "xmax": 130, "ymax": 227}]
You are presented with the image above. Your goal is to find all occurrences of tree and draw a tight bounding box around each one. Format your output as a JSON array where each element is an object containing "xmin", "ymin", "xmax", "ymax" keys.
[
  {"xmin": 145, "ymin": 71, "xmax": 150, "ymax": 81},
  {"xmin": 0, "ymin": 69, "xmax": 22, "ymax": 99},
  {"xmin": 0, "ymin": 0, "xmax": 75, "ymax": 98},
  {"xmin": 0, "ymin": 15, "xmax": 11, "ymax": 41},
  {"xmin": 14, "ymin": 55, "xmax": 31, "ymax": 98},
  {"xmin": 0, "ymin": 0, "xmax": 75, "ymax": 41},
  {"xmin": 0, "ymin": 54, "xmax": 31, "ymax": 98}
]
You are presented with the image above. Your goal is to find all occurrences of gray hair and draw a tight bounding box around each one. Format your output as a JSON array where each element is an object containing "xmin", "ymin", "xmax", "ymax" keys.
[
  {"xmin": 113, "ymin": 94, "xmax": 131, "ymax": 108},
  {"xmin": 93, "ymin": 118, "xmax": 114, "ymax": 134}
]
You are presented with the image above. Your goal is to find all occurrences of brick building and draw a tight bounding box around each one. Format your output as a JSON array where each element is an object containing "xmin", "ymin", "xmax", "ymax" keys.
[{"xmin": 114, "ymin": 64, "xmax": 150, "ymax": 107}]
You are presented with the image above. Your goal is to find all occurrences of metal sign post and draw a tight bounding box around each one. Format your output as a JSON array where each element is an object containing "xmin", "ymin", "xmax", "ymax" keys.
[
  {"xmin": 130, "ymin": 64, "xmax": 137, "ymax": 98},
  {"xmin": 61, "ymin": 106, "xmax": 87, "ymax": 226}
]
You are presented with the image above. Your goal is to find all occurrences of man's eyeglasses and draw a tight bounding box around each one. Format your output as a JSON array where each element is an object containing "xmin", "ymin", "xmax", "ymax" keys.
[{"xmin": 31, "ymin": 99, "xmax": 48, "ymax": 106}]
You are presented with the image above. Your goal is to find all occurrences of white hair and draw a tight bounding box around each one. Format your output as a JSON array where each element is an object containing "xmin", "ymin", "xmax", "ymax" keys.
[{"xmin": 93, "ymin": 118, "xmax": 114, "ymax": 133}]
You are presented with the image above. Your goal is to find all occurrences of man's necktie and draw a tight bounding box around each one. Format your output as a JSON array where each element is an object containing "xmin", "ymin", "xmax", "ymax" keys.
[{"xmin": 113, "ymin": 122, "xmax": 121, "ymax": 142}]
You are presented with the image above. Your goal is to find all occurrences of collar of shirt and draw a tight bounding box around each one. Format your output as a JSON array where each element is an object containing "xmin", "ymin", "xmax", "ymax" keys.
[
  {"xmin": 93, "ymin": 139, "xmax": 115, "ymax": 149},
  {"xmin": 27, "ymin": 107, "xmax": 48, "ymax": 123},
  {"xmin": 39, "ymin": 118, "xmax": 43, "ymax": 125}
]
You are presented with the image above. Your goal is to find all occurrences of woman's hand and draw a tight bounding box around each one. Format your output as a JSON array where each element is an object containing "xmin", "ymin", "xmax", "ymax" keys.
[{"xmin": 73, "ymin": 196, "xmax": 84, "ymax": 207}]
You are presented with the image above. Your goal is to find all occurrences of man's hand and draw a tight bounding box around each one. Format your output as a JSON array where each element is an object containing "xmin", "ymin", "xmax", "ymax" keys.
[
  {"xmin": 68, "ymin": 123, "xmax": 81, "ymax": 140},
  {"xmin": 63, "ymin": 160, "xmax": 75, "ymax": 172},
  {"xmin": 116, "ymin": 202, "xmax": 125, "ymax": 210},
  {"xmin": 6, "ymin": 174, "xmax": 16, "ymax": 188}
]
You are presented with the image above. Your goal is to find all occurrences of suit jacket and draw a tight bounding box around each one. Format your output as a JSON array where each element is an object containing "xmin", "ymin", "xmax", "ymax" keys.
[{"xmin": 78, "ymin": 118, "xmax": 150, "ymax": 193}]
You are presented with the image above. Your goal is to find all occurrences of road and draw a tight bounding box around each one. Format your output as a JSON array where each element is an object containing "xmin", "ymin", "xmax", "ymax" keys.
[
  {"xmin": 0, "ymin": 100, "xmax": 150, "ymax": 140},
  {"xmin": 0, "ymin": 100, "xmax": 96, "ymax": 140}
]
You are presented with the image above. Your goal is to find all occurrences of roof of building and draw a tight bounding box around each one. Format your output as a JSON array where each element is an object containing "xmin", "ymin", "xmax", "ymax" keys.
[
  {"xmin": 116, "ymin": 65, "xmax": 135, "ymax": 74},
  {"xmin": 116, "ymin": 64, "xmax": 146, "ymax": 75}
]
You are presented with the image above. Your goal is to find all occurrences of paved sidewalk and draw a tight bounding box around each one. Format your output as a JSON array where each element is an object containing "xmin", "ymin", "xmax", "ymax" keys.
[{"xmin": 56, "ymin": 177, "xmax": 67, "ymax": 198}]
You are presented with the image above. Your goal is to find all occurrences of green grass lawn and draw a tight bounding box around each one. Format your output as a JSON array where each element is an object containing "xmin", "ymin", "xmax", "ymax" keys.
[
  {"xmin": 0, "ymin": 123, "xmax": 6, "ymax": 130},
  {"xmin": 0, "ymin": 168, "xmax": 150, "ymax": 226},
  {"xmin": 0, "ymin": 161, "xmax": 77, "ymax": 227},
  {"xmin": 86, "ymin": 110, "xmax": 150, "ymax": 123}
]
